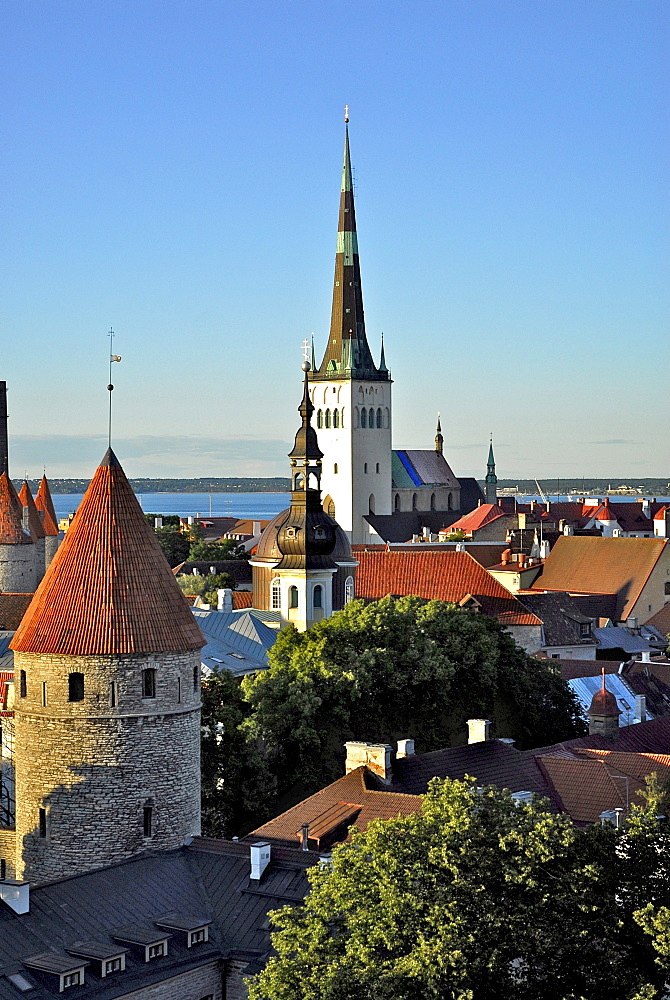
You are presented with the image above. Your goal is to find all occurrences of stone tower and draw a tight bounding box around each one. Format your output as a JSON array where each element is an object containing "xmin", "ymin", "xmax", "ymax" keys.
[
  {"xmin": 309, "ymin": 116, "xmax": 392, "ymax": 544},
  {"xmin": 252, "ymin": 365, "xmax": 356, "ymax": 629},
  {"xmin": 0, "ymin": 473, "xmax": 37, "ymax": 594},
  {"xmin": 34, "ymin": 474, "xmax": 60, "ymax": 569},
  {"xmin": 18, "ymin": 482, "xmax": 46, "ymax": 586},
  {"xmin": 485, "ymin": 438, "xmax": 498, "ymax": 505},
  {"xmin": 9, "ymin": 448, "xmax": 205, "ymax": 883}
]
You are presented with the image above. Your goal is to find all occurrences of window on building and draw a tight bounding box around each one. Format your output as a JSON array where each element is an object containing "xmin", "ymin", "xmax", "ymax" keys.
[
  {"xmin": 177, "ymin": 677, "xmax": 181, "ymax": 703},
  {"xmin": 448, "ymin": 492, "xmax": 453, "ymax": 511},
  {"xmin": 193, "ymin": 665, "xmax": 199, "ymax": 691},
  {"xmin": 368, "ymin": 408, "xmax": 374, "ymax": 428},
  {"xmin": 580, "ymin": 623, "xmax": 592, "ymax": 637},
  {"xmin": 369, "ymin": 494, "xmax": 375, "ymax": 514},
  {"xmin": 39, "ymin": 808, "xmax": 47, "ymax": 838},
  {"xmin": 333, "ymin": 408, "xmax": 340, "ymax": 428},
  {"xmin": 62, "ymin": 972, "xmax": 81, "ymax": 989},
  {"xmin": 7, "ymin": 972, "xmax": 34, "ymax": 992},
  {"xmin": 376, "ymin": 408, "xmax": 382, "ymax": 428},
  {"xmin": 68, "ymin": 672, "xmax": 84, "ymax": 702},
  {"xmin": 394, "ymin": 493, "xmax": 400, "ymax": 511},
  {"xmin": 189, "ymin": 928, "xmax": 208, "ymax": 946},
  {"xmin": 19, "ymin": 670, "xmax": 26, "ymax": 698},
  {"xmin": 289, "ymin": 586, "xmax": 299, "ymax": 609},
  {"xmin": 110, "ymin": 681, "xmax": 117, "ymax": 707},
  {"xmin": 376, "ymin": 463, "xmax": 380, "ymax": 474},
  {"xmin": 364, "ymin": 462, "xmax": 368, "ymax": 473},
  {"xmin": 334, "ymin": 463, "xmax": 338, "ymax": 474},
  {"xmin": 665, "ymin": 582, "xmax": 670, "ymax": 596},
  {"xmin": 360, "ymin": 407, "xmax": 367, "ymax": 428},
  {"xmin": 313, "ymin": 585, "xmax": 323, "ymax": 609},
  {"xmin": 147, "ymin": 943, "xmax": 164, "ymax": 960},
  {"xmin": 345, "ymin": 577, "xmax": 354, "ymax": 604},
  {"xmin": 41, "ymin": 682, "xmax": 47, "ymax": 707},
  {"xmin": 0, "ymin": 859, "xmax": 6, "ymax": 879},
  {"xmin": 105, "ymin": 958, "xmax": 123, "ymax": 975},
  {"xmin": 430, "ymin": 493, "xmax": 436, "ymax": 511},
  {"xmin": 412, "ymin": 493, "xmax": 418, "ymax": 511},
  {"xmin": 317, "ymin": 409, "xmax": 323, "ymax": 428},
  {"xmin": 143, "ymin": 806, "xmax": 153, "ymax": 838},
  {"xmin": 271, "ymin": 578, "xmax": 281, "ymax": 610},
  {"xmin": 142, "ymin": 668, "xmax": 156, "ymax": 699},
  {"xmin": 325, "ymin": 408, "xmax": 331, "ymax": 428}
]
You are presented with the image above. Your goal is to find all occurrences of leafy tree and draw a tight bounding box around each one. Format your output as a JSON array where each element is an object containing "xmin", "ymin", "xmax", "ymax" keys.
[
  {"xmin": 154, "ymin": 527, "xmax": 191, "ymax": 567},
  {"xmin": 200, "ymin": 669, "xmax": 276, "ymax": 837},
  {"xmin": 189, "ymin": 539, "xmax": 249, "ymax": 561},
  {"xmin": 249, "ymin": 778, "xmax": 669, "ymax": 1000},
  {"xmin": 242, "ymin": 596, "xmax": 584, "ymax": 799},
  {"xmin": 144, "ymin": 512, "xmax": 181, "ymax": 528},
  {"xmin": 176, "ymin": 572, "xmax": 236, "ymax": 599}
]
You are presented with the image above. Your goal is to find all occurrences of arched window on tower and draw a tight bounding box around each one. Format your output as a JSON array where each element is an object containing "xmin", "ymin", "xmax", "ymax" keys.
[
  {"xmin": 323, "ymin": 495, "xmax": 336, "ymax": 517},
  {"xmin": 369, "ymin": 494, "xmax": 375, "ymax": 514},
  {"xmin": 333, "ymin": 408, "xmax": 340, "ymax": 428},
  {"xmin": 353, "ymin": 407, "xmax": 359, "ymax": 428},
  {"xmin": 289, "ymin": 586, "xmax": 299, "ymax": 609},
  {"xmin": 448, "ymin": 492, "xmax": 453, "ymax": 511},
  {"xmin": 384, "ymin": 407, "xmax": 390, "ymax": 428},
  {"xmin": 412, "ymin": 493, "xmax": 418, "ymax": 511},
  {"xmin": 394, "ymin": 493, "xmax": 400, "ymax": 511},
  {"xmin": 317, "ymin": 409, "xmax": 323, "ymax": 429},
  {"xmin": 430, "ymin": 493, "xmax": 436, "ymax": 511},
  {"xmin": 325, "ymin": 409, "xmax": 331, "ymax": 428},
  {"xmin": 345, "ymin": 576, "xmax": 354, "ymax": 604},
  {"xmin": 271, "ymin": 577, "xmax": 281, "ymax": 611},
  {"xmin": 360, "ymin": 408, "xmax": 367, "ymax": 428},
  {"xmin": 313, "ymin": 585, "xmax": 323, "ymax": 609},
  {"xmin": 376, "ymin": 408, "xmax": 382, "ymax": 428},
  {"xmin": 368, "ymin": 408, "xmax": 374, "ymax": 428}
]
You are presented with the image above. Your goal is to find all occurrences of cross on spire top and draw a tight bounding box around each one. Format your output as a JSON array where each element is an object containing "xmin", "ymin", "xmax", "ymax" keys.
[{"xmin": 344, "ymin": 104, "xmax": 349, "ymax": 123}]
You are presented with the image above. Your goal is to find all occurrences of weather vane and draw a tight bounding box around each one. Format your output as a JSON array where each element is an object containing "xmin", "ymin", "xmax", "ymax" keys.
[
  {"xmin": 107, "ymin": 328, "xmax": 122, "ymax": 448},
  {"xmin": 344, "ymin": 105, "xmax": 349, "ymax": 123}
]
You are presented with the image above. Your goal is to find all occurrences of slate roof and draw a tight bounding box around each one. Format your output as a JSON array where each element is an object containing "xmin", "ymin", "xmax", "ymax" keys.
[
  {"xmin": 530, "ymin": 536, "xmax": 669, "ymax": 620},
  {"xmin": 12, "ymin": 449, "xmax": 205, "ymax": 656},
  {"xmin": 364, "ymin": 511, "xmax": 461, "ymax": 543},
  {"xmin": 385, "ymin": 739, "xmax": 546, "ymax": 796},
  {"xmin": 355, "ymin": 549, "xmax": 542, "ymax": 626},
  {"xmin": 0, "ymin": 473, "xmax": 31, "ymax": 546},
  {"xmin": 457, "ymin": 477, "xmax": 487, "ymax": 513},
  {"xmin": 0, "ymin": 841, "xmax": 316, "ymax": 999},
  {"xmin": 392, "ymin": 450, "xmax": 461, "ymax": 490},
  {"xmin": 446, "ymin": 504, "xmax": 508, "ymax": 534},
  {"xmin": 0, "ymin": 594, "xmax": 33, "ymax": 631},
  {"xmin": 516, "ymin": 592, "xmax": 596, "ymax": 648},
  {"xmin": 593, "ymin": 626, "xmax": 657, "ymax": 655}
]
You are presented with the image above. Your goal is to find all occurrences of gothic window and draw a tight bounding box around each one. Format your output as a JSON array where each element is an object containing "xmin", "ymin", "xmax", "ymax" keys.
[
  {"xmin": 289, "ymin": 586, "xmax": 299, "ymax": 609},
  {"xmin": 360, "ymin": 407, "xmax": 367, "ymax": 428},
  {"xmin": 394, "ymin": 493, "xmax": 400, "ymax": 511},
  {"xmin": 325, "ymin": 409, "xmax": 331, "ymax": 428},
  {"xmin": 340, "ymin": 406, "xmax": 345, "ymax": 427},
  {"xmin": 430, "ymin": 493, "xmax": 436, "ymax": 511},
  {"xmin": 142, "ymin": 668, "xmax": 156, "ymax": 699},
  {"xmin": 376, "ymin": 408, "xmax": 382, "ymax": 428},
  {"xmin": 68, "ymin": 672, "xmax": 84, "ymax": 702},
  {"xmin": 345, "ymin": 576, "xmax": 354, "ymax": 604},
  {"xmin": 323, "ymin": 495, "xmax": 336, "ymax": 518},
  {"xmin": 313, "ymin": 585, "xmax": 323, "ymax": 609},
  {"xmin": 364, "ymin": 463, "xmax": 368, "ymax": 473},
  {"xmin": 412, "ymin": 493, "xmax": 418, "ymax": 511},
  {"xmin": 334, "ymin": 463, "xmax": 338, "ymax": 474},
  {"xmin": 384, "ymin": 407, "xmax": 390, "ymax": 428},
  {"xmin": 271, "ymin": 578, "xmax": 281, "ymax": 610},
  {"xmin": 333, "ymin": 408, "xmax": 340, "ymax": 428},
  {"xmin": 369, "ymin": 494, "xmax": 375, "ymax": 514},
  {"xmin": 368, "ymin": 408, "xmax": 374, "ymax": 428},
  {"xmin": 448, "ymin": 492, "xmax": 453, "ymax": 511},
  {"xmin": 317, "ymin": 409, "xmax": 323, "ymax": 428},
  {"xmin": 376, "ymin": 463, "xmax": 380, "ymax": 473},
  {"xmin": 19, "ymin": 670, "xmax": 26, "ymax": 698}
]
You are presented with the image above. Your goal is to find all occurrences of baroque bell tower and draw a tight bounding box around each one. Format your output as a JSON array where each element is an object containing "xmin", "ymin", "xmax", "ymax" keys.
[{"xmin": 308, "ymin": 112, "xmax": 392, "ymax": 544}]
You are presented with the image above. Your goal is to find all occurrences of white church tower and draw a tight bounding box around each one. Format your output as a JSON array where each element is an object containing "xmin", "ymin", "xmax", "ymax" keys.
[{"xmin": 309, "ymin": 114, "xmax": 392, "ymax": 544}]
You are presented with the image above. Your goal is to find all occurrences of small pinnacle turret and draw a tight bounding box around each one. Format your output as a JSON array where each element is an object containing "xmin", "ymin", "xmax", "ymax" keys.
[
  {"xmin": 485, "ymin": 437, "xmax": 498, "ymax": 504},
  {"xmin": 435, "ymin": 414, "xmax": 443, "ymax": 456},
  {"xmin": 312, "ymin": 118, "xmax": 389, "ymax": 382}
]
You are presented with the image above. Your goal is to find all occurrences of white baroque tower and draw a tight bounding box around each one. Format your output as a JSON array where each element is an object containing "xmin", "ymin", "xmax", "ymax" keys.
[{"xmin": 309, "ymin": 119, "xmax": 392, "ymax": 545}]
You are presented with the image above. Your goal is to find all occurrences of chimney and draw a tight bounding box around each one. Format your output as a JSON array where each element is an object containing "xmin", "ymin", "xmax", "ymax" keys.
[
  {"xmin": 640, "ymin": 650, "xmax": 651, "ymax": 663},
  {"xmin": 253, "ymin": 521, "xmax": 261, "ymax": 535},
  {"xmin": 626, "ymin": 617, "xmax": 639, "ymax": 634},
  {"xmin": 501, "ymin": 548, "xmax": 511, "ymax": 565},
  {"xmin": 250, "ymin": 842, "xmax": 271, "ymax": 880},
  {"xmin": 300, "ymin": 823, "xmax": 309, "ymax": 851},
  {"xmin": 563, "ymin": 523, "xmax": 574, "ymax": 535},
  {"xmin": 0, "ymin": 880, "xmax": 29, "ymax": 915},
  {"xmin": 0, "ymin": 381, "xmax": 7, "ymax": 478},
  {"xmin": 397, "ymin": 738, "xmax": 415, "ymax": 759},
  {"xmin": 530, "ymin": 500, "xmax": 536, "ymax": 513},
  {"xmin": 517, "ymin": 553, "xmax": 526, "ymax": 569},
  {"xmin": 455, "ymin": 541, "xmax": 465, "ymax": 553},
  {"xmin": 187, "ymin": 516, "xmax": 195, "ymax": 526},
  {"xmin": 217, "ymin": 588, "xmax": 233, "ymax": 612},
  {"xmin": 154, "ymin": 516, "xmax": 163, "ymax": 529},
  {"xmin": 642, "ymin": 499, "xmax": 651, "ymax": 517},
  {"xmin": 635, "ymin": 695, "xmax": 647, "ymax": 724},
  {"xmin": 344, "ymin": 741, "xmax": 393, "ymax": 784},
  {"xmin": 467, "ymin": 719, "xmax": 491, "ymax": 744},
  {"xmin": 540, "ymin": 539, "xmax": 551, "ymax": 559}
]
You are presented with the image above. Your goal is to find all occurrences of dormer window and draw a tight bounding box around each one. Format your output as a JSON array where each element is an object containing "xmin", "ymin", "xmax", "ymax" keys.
[
  {"xmin": 147, "ymin": 943, "xmax": 165, "ymax": 960},
  {"xmin": 580, "ymin": 623, "xmax": 592, "ymax": 637},
  {"xmin": 23, "ymin": 953, "xmax": 87, "ymax": 992},
  {"xmin": 189, "ymin": 927, "xmax": 208, "ymax": 947},
  {"xmin": 154, "ymin": 914, "xmax": 212, "ymax": 949},
  {"xmin": 112, "ymin": 925, "xmax": 171, "ymax": 964}
]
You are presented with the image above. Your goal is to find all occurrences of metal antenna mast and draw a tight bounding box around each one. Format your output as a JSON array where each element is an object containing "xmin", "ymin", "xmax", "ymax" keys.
[{"xmin": 107, "ymin": 329, "xmax": 122, "ymax": 447}]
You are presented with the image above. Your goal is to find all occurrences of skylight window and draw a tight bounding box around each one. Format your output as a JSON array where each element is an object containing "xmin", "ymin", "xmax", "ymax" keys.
[{"xmin": 6, "ymin": 973, "xmax": 33, "ymax": 992}]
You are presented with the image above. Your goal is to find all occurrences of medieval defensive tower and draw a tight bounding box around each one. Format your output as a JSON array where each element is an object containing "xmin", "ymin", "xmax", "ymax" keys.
[{"xmin": 9, "ymin": 448, "xmax": 205, "ymax": 883}]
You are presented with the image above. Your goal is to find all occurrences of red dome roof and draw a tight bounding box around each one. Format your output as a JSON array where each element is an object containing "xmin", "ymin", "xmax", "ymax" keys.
[{"xmin": 589, "ymin": 673, "xmax": 620, "ymax": 717}]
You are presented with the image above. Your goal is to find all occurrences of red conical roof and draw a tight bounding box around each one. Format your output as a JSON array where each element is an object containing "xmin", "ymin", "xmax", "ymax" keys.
[
  {"xmin": 0, "ymin": 473, "xmax": 31, "ymax": 545},
  {"xmin": 589, "ymin": 669, "xmax": 620, "ymax": 718},
  {"xmin": 12, "ymin": 449, "xmax": 204, "ymax": 655},
  {"xmin": 35, "ymin": 475, "xmax": 59, "ymax": 534},
  {"xmin": 18, "ymin": 482, "xmax": 46, "ymax": 540}
]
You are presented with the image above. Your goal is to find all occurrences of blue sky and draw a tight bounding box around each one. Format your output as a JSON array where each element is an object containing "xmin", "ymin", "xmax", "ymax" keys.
[{"xmin": 1, "ymin": 0, "xmax": 667, "ymax": 480}]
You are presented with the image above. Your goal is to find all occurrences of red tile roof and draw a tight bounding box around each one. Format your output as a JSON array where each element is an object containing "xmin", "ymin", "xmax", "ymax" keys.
[
  {"xmin": 18, "ymin": 482, "xmax": 46, "ymax": 540},
  {"xmin": 34, "ymin": 476, "xmax": 59, "ymax": 536},
  {"xmin": 0, "ymin": 473, "xmax": 31, "ymax": 545},
  {"xmin": 0, "ymin": 671, "xmax": 13, "ymax": 711},
  {"xmin": 233, "ymin": 591, "xmax": 253, "ymax": 610},
  {"xmin": 443, "ymin": 503, "xmax": 508, "ymax": 534},
  {"xmin": 355, "ymin": 549, "xmax": 541, "ymax": 626},
  {"xmin": 0, "ymin": 593, "xmax": 34, "ymax": 630},
  {"xmin": 654, "ymin": 506, "xmax": 670, "ymax": 521},
  {"xmin": 531, "ymin": 536, "xmax": 669, "ymax": 620},
  {"xmin": 12, "ymin": 449, "xmax": 205, "ymax": 655}
]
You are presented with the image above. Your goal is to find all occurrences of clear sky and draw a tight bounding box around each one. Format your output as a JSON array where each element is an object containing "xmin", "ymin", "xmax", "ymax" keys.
[{"xmin": 1, "ymin": 0, "xmax": 668, "ymax": 481}]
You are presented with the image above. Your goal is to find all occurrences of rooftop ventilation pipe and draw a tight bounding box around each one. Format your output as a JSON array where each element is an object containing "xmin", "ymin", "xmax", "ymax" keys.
[
  {"xmin": 300, "ymin": 824, "xmax": 310, "ymax": 851},
  {"xmin": 635, "ymin": 695, "xmax": 647, "ymax": 724}
]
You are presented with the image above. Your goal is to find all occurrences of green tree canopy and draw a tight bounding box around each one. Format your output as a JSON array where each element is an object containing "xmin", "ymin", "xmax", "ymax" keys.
[
  {"xmin": 153, "ymin": 526, "xmax": 191, "ymax": 567},
  {"xmin": 250, "ymin": 778, "xmax": 670, "ymax": 1000},
  {"xmin": 176, "ymin": 572, "xmax": 236, "ymax": 599},
  {"xmin": 242, "ymin": 597, "xmax": 584, "ymax": 799},
  {"xmin": 189, "ymin": 539, "xmax": 249, "ymax": 561}
]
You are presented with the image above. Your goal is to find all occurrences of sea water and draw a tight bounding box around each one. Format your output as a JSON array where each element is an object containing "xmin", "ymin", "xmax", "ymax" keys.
[{"xmin": 52, "ymin": 492, "xmax": 290, "ymax": 522}]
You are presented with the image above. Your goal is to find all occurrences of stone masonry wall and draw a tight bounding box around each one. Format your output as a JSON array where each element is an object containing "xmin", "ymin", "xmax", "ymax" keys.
[
  {"xmin": 14, "ymin": 649, "xmax": 201, "ymax": 883},
  {"xmin": 112, "ymin": 960, "xmax": 222, "ymax": 999},
  {"xmin": 226, "ymin": 960, "xmax": 253, "ymax": 1000},
  {"xmin": 0, "ymin": 543, "xmax": 37, "ymax": 593},
  {"xmin": 0, "ymin": 828, "xmax": 16, "ymax": 878},
  {"xmin": 44, "ymin": 534, "xmax": 59, "ymax": 570}
]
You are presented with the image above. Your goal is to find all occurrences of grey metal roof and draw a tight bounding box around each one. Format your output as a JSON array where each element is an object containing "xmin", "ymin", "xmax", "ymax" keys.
[
  {"xmin": 403, "ymin": 450, "xmax": 461, "ymax": 489},
  {"xmin": 23, "ymin": 952, "xmax": 87, "ymax": 974},
  {"xmin": 567, "ymin": 672, "xmax": 648, "ymax": 727},
  {"xmin": 593, "ymin": 626, "xmax": 656, "ymax": 654},
  {"xmin": 193, "ymin": 609, "xmax": 278, "ymax": 677},
  {"xmin": 516, "ymin": 592, "xmax": 596, "ymax": 649},
  {"xmin": 111, "ymin": 926, "xmax": 171, "ymax": 947},
  {"xmin": 67, "ymin": 942, "xmax": 129, "ymax": 961}
]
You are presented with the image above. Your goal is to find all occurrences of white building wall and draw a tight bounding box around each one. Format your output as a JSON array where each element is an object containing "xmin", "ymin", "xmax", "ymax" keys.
[{"xmin": 312, "ymin": 379, "xmax": 392, "ymax": 544}]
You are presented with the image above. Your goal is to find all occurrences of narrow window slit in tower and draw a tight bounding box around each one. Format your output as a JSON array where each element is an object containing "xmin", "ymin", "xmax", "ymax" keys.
[
  {"xmin": 68, "ymin": 672, "xmax": 84, "ymax": 702},
  {"xmin": 142, "ymin": 668, "xmax": 156, "ymax": 699},
  {"xmin": 39, "ymin": 808, "xmax": 47, "ymax": 838},
  {"xmin": 177, "ymin": 677, "xmax": 181, "ymax": 703},
  {"xmin": 110, "ymin": 681, "xmax": 117, "ymax": 707},
  {"xmin": 19, "ymin": 671, "xmax": 26, "ymax": 698},
  {"xmin": 143, "ymin": 806, "xmax": 153, "ymax": 838},
  {"xmin": 41, "ymin": 682, "xmax": 47, "ymax": 707},
  {"xmin": 193, "ymin": 665, "xmax": 199, "ymax": 692}
]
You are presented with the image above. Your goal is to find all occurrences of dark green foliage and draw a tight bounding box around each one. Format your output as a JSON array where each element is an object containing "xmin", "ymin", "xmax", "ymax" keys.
[
  {"xmin": 200, "ymin": 670, "xmax": 276, "ymax": 838},
  {"xmin": 249, "ymin": 779, "xmax": 670, "ymax": 1000},
  {"xmin": 144, "ymin": 512, "xmax": 181, "ymax": 527},
  {"xmin": 242, "ymin": 597, "xmax": 585, "ymax": 800},
  {"xmin": 153, "ymin": 527, "xmax": 190, "ymax": 567},
  {"xmin": 189, "ymin": 539, "xmax": 249, "ymax": 561}
]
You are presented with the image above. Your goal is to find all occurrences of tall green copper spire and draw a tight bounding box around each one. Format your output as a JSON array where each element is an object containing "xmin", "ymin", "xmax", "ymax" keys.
[
  {"xmin": 312, "ymin": 112, "xmax": 388, "ymax": 382},
  {"xmin": 485, "ymin": 437, "xmax": 498, "ymax": 504}
]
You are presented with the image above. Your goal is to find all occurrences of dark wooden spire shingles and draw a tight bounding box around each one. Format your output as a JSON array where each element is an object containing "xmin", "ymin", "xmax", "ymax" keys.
[{"xmin": 12, "ymin": 449, "xmax": 204, "ymax": 655}]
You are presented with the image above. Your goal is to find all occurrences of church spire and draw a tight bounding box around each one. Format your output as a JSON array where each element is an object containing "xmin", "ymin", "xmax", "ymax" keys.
[
  {"xmin": 485, "ymin": 436, "xmax": 498, "ymax": 504},
  {"xmin": 313, "ymin": 114, "xmax": 387, "ymax": 382},
  {"xmin": 435, "ymin": 414, "xmax": 443, "ymax": 456}
]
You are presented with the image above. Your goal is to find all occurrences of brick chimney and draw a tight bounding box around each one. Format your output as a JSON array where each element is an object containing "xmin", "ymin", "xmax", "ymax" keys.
[{"xmin": 344, "ymin": 741, "xmax": 393, "ymax": 784}]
